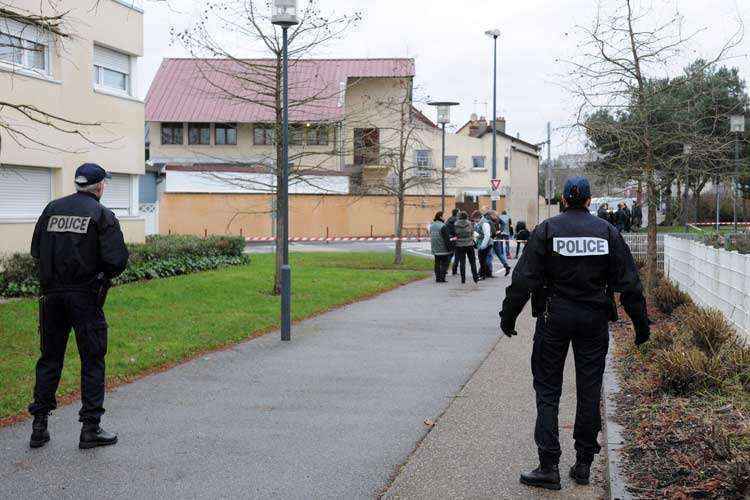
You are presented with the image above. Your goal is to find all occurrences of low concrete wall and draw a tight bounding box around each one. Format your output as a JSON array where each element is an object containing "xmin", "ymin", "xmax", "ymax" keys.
[{"xmin": 159, "ymin": 193, "xmax": 502, "ymax": 238}]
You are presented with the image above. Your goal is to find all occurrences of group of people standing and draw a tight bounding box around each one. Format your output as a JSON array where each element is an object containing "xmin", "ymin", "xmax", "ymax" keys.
[
  {"xmin": 596, "ymin": 201, "xmax": 643, "ymax": 233},
  {"xmin": 430, "ymin": 208, "xmax": 529, "ymax": 284}
]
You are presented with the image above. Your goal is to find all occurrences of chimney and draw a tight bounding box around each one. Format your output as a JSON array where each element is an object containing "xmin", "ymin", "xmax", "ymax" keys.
[
  {"xmin": 493, "ymin": 116, "xmax": 506, "ymax": 134},
  {"xmin": 469, "ymin": 115, "xmax": 487, "ymax": 138}
]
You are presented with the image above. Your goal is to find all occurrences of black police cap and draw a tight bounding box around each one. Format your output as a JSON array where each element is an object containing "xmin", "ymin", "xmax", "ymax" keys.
[
  {"xmin": 563, "ymin": 176, "xmax": 591, "ymax": 206},
  {"xmin": 74, "ymin": 163, "xmax": 111, "ymax": 186}
]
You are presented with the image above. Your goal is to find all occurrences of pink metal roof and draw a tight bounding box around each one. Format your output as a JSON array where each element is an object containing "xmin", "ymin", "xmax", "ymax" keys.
[{"xmin": 145, "ymin": 58, "xmax": 415, "ymax": 123}]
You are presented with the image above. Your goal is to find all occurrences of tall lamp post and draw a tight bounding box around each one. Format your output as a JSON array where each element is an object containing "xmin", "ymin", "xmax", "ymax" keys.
[
  {"xmin": 730, "ymin": 114, "xmax": 745, "ymax": 233},
  {"xmin": 428, "ymin": 101, "xmax": 459, "ymax": 213},
  {"xmin": 272, "ymin": 0, "xmax": 298, "ymax": 341},
  {"xmin": 485, "ymin": 29, "xmax": 501, "ymax": 210}
]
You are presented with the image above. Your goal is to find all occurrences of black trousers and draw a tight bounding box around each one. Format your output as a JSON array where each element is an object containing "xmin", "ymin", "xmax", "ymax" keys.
[
  {"xmin": 29, "ymin": 292, "xmax": 108, "ymax": 424},
  {"xmin": 433, "ymin": 254, "xmax": 451, "ymax": 281},
  {"xmin": 478, "ymin": 246, "xmax": 492, "ymax": 278},
  {"xmin": 454, "ymin": 246, "xmax": 478, "ymax": 283},
  {"xmin": 452, "ymin": 249, "xmax": 459, "ymax": 275},
  {"xmin": 531, "ymin": 298, "xmax": 609, "ymax": 466}
]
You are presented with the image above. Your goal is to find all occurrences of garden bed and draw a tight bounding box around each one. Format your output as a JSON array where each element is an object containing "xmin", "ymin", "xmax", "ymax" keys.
[{"xmin": 610, "ymin": 274, "xmax": 750, "ymax": 498}]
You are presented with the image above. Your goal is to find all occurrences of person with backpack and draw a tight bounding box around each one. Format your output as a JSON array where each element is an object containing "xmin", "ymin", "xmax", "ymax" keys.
[
  {"xmin": 474, "ymin": 210, "xmax": 494, "ymax": 280},
  {"xmin": 452, "ymin": 211, "xmax": 479, "ymax": 284},
  {"xmin": 489, "ymin": 210, "xmax": 512, "ymax": 275},
  {"xmin": 445, "ymin": 208, "xmax": 460, "ymax": 276}
]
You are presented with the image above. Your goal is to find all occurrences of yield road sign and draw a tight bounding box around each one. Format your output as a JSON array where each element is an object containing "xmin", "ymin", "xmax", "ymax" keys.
[{"xmin": 490, "ymin": 179, "xmax": 502, "ymax": 191}]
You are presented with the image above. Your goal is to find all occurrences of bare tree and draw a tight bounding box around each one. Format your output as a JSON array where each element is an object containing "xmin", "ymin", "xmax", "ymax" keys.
[
  {"xmin": 0, "ymin": 2, "xmax": 111, "ymax": 155},
  {"xmin": 173, "ymin": 0, "xmax": 361, "ymax": 293},
  {"xmin": 352, "ymin": 83, "xmax": 448, "ymax": 264},
  {"xmin": 566, "ymin": 0, "xmax": 742, "ymax": 290}
]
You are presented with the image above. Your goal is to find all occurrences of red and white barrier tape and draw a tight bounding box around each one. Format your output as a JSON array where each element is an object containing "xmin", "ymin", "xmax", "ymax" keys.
[
  {"xmin": 690, "ymin": 222, "xmax": 750, "ymax": 226},
  {"xmin": 245, "ymin": 236, "xmax": 431, "ymax": 243},
  {"xmin": 245, "ymin": 236, "xmax": 531, "ymax": 243}
]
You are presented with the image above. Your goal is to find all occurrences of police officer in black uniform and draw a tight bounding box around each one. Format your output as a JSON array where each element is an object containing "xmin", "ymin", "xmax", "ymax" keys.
[
  {"xmin": 499, "ymin": 176, "xmax": 649, "ymax": 490},
  {"xmin": 28, "ymin": 163, "xmax": 129, "ymax": 449}
]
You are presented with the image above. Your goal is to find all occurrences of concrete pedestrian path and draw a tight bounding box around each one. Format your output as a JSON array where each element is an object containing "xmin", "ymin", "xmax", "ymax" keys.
[{"xmin": 0, "ymin": 270, "xmax": 604, "ymax": 499}]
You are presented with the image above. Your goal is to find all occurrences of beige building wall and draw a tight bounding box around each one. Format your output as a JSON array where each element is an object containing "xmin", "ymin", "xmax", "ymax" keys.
[
  {"xmin": 159, "ymin": 193, "xmax": 502, "ymax": 238},
  {"xmin": 0, "ymin": 0, "xmax": 145, "ymax": 254}
]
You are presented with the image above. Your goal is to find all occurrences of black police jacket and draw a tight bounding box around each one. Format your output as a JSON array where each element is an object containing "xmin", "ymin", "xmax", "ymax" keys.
[
  {"xmin": 31, "ymin": 191, "xmax": 129, "ymax": 293},
  {"xmin": 500, "ymin": 207, "xmax": 648, "ymax": 333}
]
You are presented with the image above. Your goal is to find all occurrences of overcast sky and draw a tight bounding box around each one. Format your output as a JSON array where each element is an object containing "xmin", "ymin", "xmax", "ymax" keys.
[{"xmin": 140, "ymin": 0, "xmax": 749, "ymax": 155}]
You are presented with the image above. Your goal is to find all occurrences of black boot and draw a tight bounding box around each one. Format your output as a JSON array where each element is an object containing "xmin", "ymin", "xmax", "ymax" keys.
[
  {"xmin": 79, "ymin": 424, "xmax": 118, "ymax": 449},
  {"xmin": 569, "ymin": 460, "xmax": 591, "ymax": 485},
  {"xmin": 29, "ymin": 414, "xmax": 50, "ymax": 449},
  {"xmin": 519, "ymin": 464, "xmax": 561, "ymax": 490},
  {"xmin": 504, "ymin": 265, "xmax": 511, "ymax": 276}
]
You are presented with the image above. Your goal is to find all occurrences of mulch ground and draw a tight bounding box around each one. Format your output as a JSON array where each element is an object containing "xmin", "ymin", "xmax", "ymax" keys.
[{"xmin": 609, "ymin": 299, "xmax": 750, "ymax": 499}]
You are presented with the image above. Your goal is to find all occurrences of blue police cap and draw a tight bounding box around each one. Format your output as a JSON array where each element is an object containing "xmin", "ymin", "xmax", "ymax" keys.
[
  {"xmin": 74, "ymin": 163, "xmax": 111, "ymax": 186},
  {"xmin": 563, "ymin": 176, "xmax": 591, "ymax": 206}
]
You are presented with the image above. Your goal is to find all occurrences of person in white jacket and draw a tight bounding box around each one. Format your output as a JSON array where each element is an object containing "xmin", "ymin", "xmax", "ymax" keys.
[{"xmin": 475, "ymin": 211, "xmax": 494, "ymax": 280}]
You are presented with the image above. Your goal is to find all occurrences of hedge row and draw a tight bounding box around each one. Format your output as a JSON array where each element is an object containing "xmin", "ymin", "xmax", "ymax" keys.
[{"xmin": 0, "ymin": 235, "xmax": 247, "ymax": 298}]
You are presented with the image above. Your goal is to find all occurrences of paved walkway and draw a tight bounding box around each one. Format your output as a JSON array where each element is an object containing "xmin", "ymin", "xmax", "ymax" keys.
[{"xmin": 0, "ymin": 267, "xmax": 603, "ymax": 499}]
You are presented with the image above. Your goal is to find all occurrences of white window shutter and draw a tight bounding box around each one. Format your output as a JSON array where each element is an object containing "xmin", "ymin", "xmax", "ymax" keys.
[
  {"xmin": 101, "ymin": 174, "xmax": 131, "ymax": 212},
  {"xmin": 93, "ymin": 45, "xmax": 130, "ymax": 74},
  {"xmin": 0, "ymin": 166, "xmax": 51, "ymax": 217}
]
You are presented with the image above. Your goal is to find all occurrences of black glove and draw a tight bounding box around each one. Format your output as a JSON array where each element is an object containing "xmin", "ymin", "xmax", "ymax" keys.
[
  {"xmin": 499, "ymin": 312, "xmax": 518, "ymax": 338},
  {"xmin": 634, "ymin": 318, "xmax": 650, "ymax": 346}
]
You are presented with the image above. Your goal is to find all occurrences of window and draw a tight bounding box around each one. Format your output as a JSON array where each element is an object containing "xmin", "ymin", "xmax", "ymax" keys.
[
  {"xmin": 253, "ymin": 125, "xmax": 275, "ymax": 145},
  {"xmin": 101, "ymin": 174, "xmax": 132, "ymax": 215},
  {"xmin": 188, "ymin": 123, "xmax": 211, "ymax": 145},
  {"xmin": 472, "ymin": 156, "xmax": 486, "ymax": 169},
  {"xmin": 415, "ymin": 150, "xmax": 431, "ymax": 167},
  {"xmin": 504, "ymin": 156, "xmax": 510, "ymax": 171},
  {"xmin": 353, "ymin": 128, "xmax": 379, "ymax": 165},
  {"xmin": 0, "ymin": 166, "xmax": 51, "ymax": 218},
  {"xmin": 290, "ymin": 125, "xmax": 305, "ymax": 146},
  {"xmin": 444, "ymin": 155, "xmax": 458, "ymax": 169},
  {"xmin": 92, "ymin": 45, "xmax": 131, "ymax": 93},
  {"xmin": 306, "ymin": 125, "xmax": 329, "ymax": 146},
  {"xmin": 161, "ymin": 123, "xmax": 184, "ymax": 145},
  {"xmin": 215, "ymin": 123, "xmax": 237, "ymax": 145},
  {"xmin": 0, "ymin": 20, "xmax": 49, "ymax": 74}
]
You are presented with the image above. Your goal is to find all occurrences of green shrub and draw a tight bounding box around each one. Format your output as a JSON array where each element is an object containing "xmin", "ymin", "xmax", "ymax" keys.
[
  {"xmin": 0, "ymin": 253, "xmax": 39, "ymax": 297},
  {"xmin": 113, "ymin": 255, "xmax": 250, "ymax": 285},
  {"xmin": 653, "ymin": 279, "xmax": 691, "ymax": 315},
  {"xmin": 0, "ymin": 235, "xmax": 248, "ymax": 298},
  {"xmin": 128, "ymin": 235, "xmax": 245, "ymax": 264}
]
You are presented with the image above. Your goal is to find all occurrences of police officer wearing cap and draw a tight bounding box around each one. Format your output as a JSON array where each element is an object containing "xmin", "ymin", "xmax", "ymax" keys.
[
  {"xmin": 28, "ymin": 163, "xmax": 129, "ymax": 449},
  {"xmin": 499, "ymin": 176, "xmax": 649, "ymax": 490}
]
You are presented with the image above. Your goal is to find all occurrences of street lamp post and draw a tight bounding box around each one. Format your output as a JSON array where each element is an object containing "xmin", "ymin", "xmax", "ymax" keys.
[
  {"xmin": 428, "ymin": 101, "xmax": 459, "ymax": 213},
  {"xmin": 485, "ymin": 29, "xmax": 501, "ymax": 210},
  {"xmin": 272, "ymin": 0, "xmax": 299, "ymax": 341},
  {"xmin": 730, "ymin": 114, "xmax": 745, "ymax": 233}
]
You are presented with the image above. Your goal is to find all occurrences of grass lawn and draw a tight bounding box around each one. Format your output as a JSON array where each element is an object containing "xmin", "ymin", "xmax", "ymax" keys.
[{"xmin": 0, "ymin": 252, "xmax": 431, "ymax": 422}]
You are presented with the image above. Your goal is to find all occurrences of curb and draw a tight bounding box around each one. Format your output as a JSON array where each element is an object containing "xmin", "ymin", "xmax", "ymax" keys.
[{"xmin": 603, "ymin": 348, "xmax": 632, "ymax": 500}]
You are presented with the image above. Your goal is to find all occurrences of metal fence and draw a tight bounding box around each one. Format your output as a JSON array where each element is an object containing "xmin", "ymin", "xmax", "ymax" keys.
[
  {"xmin": 623, "ymin": 233, "xmax": 665, "ymax": 268},
  {"xmin": 663, "ymin": 235, "xmax": 750, "ymax": 341}
]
